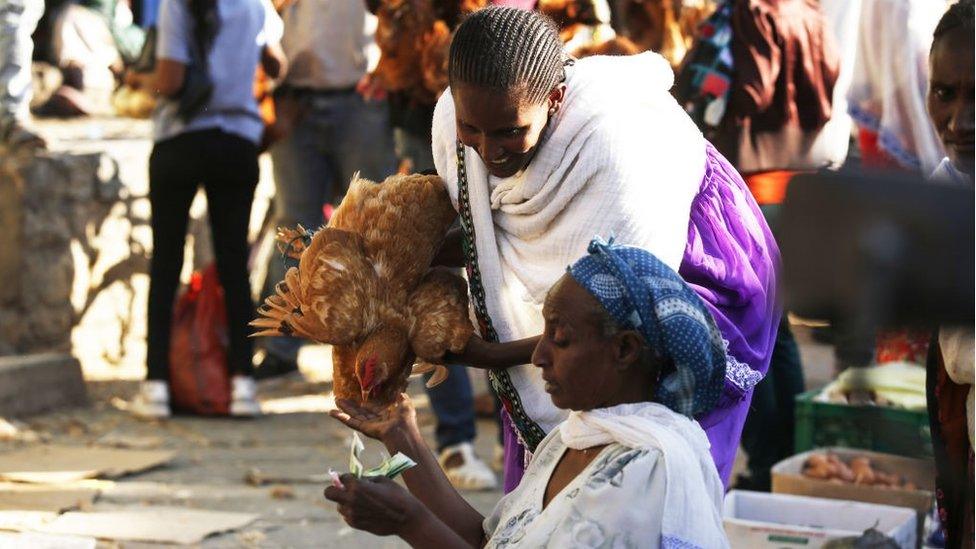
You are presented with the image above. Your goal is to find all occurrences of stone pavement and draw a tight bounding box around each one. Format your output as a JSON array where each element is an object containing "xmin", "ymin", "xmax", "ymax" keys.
[{"xmin": 0, "ymin": 374, "xmax": 503, "ymax": 548}]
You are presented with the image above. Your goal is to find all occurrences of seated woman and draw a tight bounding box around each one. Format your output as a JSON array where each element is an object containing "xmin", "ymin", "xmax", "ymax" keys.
[{"xmin": 325, "ymin": 239, "xmax": 730, "ymax": 548}]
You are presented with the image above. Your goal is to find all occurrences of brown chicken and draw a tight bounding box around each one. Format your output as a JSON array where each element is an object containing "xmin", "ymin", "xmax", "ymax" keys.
[
  {"xmin": 372, "ymin": 0, "xmax": 486, "ymax": 105},
  {"xmin": 251, "ymin": 174, "xmax": 474, "ymax": 407},
  {"xmin": 622, "ymin": 0, "xmax": 716, "ymax": 68}
]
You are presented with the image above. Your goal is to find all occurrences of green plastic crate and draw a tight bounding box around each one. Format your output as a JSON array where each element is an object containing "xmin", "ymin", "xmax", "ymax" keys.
[{"xmin": 794, "ymin": 389, "xmax": 932, "ymax": 458}]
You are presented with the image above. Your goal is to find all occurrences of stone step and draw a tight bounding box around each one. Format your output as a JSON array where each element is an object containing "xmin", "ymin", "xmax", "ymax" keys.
[{"xmin": 0, "ymin": 353, "xmax": 88, "ymax": 418}]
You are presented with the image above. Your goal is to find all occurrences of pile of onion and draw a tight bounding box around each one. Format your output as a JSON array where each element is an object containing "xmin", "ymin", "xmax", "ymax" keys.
[{"xmin": 801, "ymin": 454, "xmax": 917, "ymax": 489}]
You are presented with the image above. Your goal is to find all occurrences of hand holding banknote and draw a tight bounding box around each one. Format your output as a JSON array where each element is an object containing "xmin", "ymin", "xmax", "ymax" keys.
[
  {"xmin": 324, "ymin": 425, "xmax": 424, "ymax": 538},
  {"xmin": 324, "ymin": 473, "xmax": 425, "ymax": 537}
]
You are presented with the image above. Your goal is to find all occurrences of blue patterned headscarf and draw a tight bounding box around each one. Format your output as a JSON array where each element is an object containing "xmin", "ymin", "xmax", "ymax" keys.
[{"xmin": 568, "ymin": 237, "xmax": 727, "ymax": 417}]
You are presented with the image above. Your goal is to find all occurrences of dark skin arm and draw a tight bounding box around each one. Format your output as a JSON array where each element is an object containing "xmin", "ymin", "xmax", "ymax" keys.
[
  {"xmin": 432, "ymin": 225, "xmax": 465, "ymax": 268},
  {"xmin": 432, "ymin": 224, "xmax": 540, "ymax": 369},
  {"xmin": 451, "ymin": 334, "xmax": 542, "ymax": 370},
  {"xmin": 324, "ymin": 474, "xmax": 475, "ymax": 548},
  {"xmin": 329, "ymin": 395, "xmax": 486, "ymax": 547}
]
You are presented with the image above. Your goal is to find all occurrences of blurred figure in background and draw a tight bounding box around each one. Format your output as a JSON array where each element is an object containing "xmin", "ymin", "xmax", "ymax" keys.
[
  {"xmin": 682, "ymin": 0, "xmax": 842, "ymax": 491},
  {"xmin": 0, "ymin": 0, "xmax": 44, "ymax": 149},
  {"xmin": 847, "ymin": 0, "xmax": 948, "ymax": 174},
  {"xmin": 924, "ymin": 2, "xmax": 973, "ymax": 546},
  {"xmin": 129, "ymin": 0, "xmax": 286, "ymax": 418},
  {"xmin": 255, "ymin": 0, "xmax": 398, "ymax": 379},
  {"xmin": 845, "ymin": 0, "xmax": 950, "ymax": 377}
]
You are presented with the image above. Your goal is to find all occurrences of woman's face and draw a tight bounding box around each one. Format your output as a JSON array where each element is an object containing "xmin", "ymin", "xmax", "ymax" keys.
[
  {"xmin": 532, "ymin": 275, "xmax": 645, "ymax": 411},
  {"xmin": 453, "ymin": 83, "xmax": 564, "ymax": 178},
  {"xmin": 928, "ymin": 26, "xmax": 975, "ymax": 177}
]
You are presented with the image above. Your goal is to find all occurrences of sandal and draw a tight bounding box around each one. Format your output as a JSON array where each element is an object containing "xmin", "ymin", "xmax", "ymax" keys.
[{"xmin": 439, "ymin": 442, "xmax": 497, "ymax": 491}]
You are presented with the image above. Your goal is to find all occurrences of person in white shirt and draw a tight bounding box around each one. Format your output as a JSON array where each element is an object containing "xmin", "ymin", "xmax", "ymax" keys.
[
  {"xmin": 129, "ymin": 0, "xmax": 286, "ymax": 418},
  {"xmin": 256, "ymin": 0, "xmax": 397, "ymax": 378},
  {"xmin": 0, "ymin": 0, "xmax": 44, "ymax": 149}
]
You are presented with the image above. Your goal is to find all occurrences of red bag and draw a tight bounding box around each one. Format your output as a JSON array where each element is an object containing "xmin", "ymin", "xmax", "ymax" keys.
[{"xmin": 169, "ymin": 263, "xmax": 231, "ymax": 415}]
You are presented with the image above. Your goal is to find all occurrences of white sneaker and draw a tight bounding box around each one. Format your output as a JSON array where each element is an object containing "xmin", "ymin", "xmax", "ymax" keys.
[
  {"xmin": 439, "ymin": 442, "xmax": 497, "ymax": 491},
  {"xmin": 230, "ymin": 376, "xmax": 262, "ymax": 417},
  {"xmin": 130, "ymin": 380, "xmax": 171, "ymax": 419}
]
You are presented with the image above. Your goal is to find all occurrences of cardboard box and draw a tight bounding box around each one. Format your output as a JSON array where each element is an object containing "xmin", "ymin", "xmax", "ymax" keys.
[
  {"xmin": 771, "ymin": 448, "xmax": 934, "ymax": 518},
  {"xmin": 724, "ymin": 490, "xmax": 917, "ymax": 548}
]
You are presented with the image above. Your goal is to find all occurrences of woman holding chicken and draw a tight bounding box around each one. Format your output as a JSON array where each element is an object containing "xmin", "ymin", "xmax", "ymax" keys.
[
  {"xmin": 326, "ymin": 242, "xmax": 730, "ymax": 548},
  {"xmin": 432, "ymin": 7, "xmax": 779, "ymax": 490}
]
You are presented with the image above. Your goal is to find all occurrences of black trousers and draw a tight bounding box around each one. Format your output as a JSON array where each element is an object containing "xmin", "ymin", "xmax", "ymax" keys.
[
  {"xmin": 741, "ymin": 314, "xmax": 805, "ymax": 490},
  {"xmin": 146, "ymin": 129, "xmax": 258, "ymax": 381}
]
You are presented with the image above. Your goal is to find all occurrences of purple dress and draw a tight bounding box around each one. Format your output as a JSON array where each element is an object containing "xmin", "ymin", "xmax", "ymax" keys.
[{"xmin": 502, "ymin": 143, "xmax": 780, "ymax": 492}]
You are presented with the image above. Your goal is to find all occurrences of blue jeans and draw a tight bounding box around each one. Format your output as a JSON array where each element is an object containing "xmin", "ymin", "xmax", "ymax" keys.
[
  {"xmin": 393, "ymin": 127, "xmax": 435, "ymax": 173},
  {"xmin": 426, "ymin": 365, "xmax": 477, "ymax": 452},
  {"xmin": 263, "ymin": 90, "xmax": 397, "ymax": 361}
]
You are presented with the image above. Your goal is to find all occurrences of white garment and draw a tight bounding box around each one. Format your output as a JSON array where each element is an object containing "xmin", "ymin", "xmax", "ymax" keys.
[
  {"xmin": 0, "ymin": 0, "xmax": 44, "ymax": 121},
  {"xmin": 52, "ymin": 4, "xmax": 121, "ymax": 114},
  {"xmin": 432, "ymin": 52, "xmax": 705, "ymax": 434},
  {"xmin": 939, "ymin": 328, "xmax": 975, "ymax": 450},
  {"xmin": 483, "ymin": 403, "xmax": 728, "ymax": 548},
  {"xmin": 279, "ymin": 0, "xmax": 380, "ymax": 90},
  {"xmin": 819, "ymin": 0, "xmax": 863, "ymax": 142},
  {"xmin": 930, "ymin": 157, "xmax": 973, "ymax": 186},
  {"xmin": 847, "ymin": 0, "xmax": 947, "ymax": 174}
]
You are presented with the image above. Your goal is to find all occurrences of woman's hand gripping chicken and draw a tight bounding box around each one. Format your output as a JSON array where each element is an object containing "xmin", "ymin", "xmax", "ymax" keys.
[{"xmin": 250, "ymin": 174, "xmax": 474, "ymax": 407}]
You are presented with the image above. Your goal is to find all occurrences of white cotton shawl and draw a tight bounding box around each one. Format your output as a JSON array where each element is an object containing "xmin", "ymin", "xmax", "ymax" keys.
[
  {"xmin": 432, "ymin": 52, "xmax": 706, "ymax": 434},
  {"xmin": 562, "ymin": 402, "xmax": 729, "ymax": 548},
  {"xmin": 847, "ymin": 0, "xmax": 947, "ymax": 173}
]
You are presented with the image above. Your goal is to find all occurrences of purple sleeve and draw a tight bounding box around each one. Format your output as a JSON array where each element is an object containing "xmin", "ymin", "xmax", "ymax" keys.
[{"xmin": 680, "ymin": 143, "xmax": 781, "ymax": 485}]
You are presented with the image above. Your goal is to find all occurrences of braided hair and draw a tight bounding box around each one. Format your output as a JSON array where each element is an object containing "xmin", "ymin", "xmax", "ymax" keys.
[
  {"xmin": 449, "ymin": 7, "xmax": 568, "ymax": 105},
  {"xmin": 934, "ymin": 0, "xmax": 974, "ymax": 43}
]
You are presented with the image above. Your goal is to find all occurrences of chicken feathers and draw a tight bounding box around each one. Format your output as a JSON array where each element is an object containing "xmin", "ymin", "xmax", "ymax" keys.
[{"xmin": 251, "ymin": 173, "xmax": 474, "ymax": 407}]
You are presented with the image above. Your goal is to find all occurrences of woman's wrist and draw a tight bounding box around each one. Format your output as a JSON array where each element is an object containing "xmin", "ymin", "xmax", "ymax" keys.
[
  {"xmin": 463, "ymin": 334, "xmax": 488, "ymax": 365},
  {"xmin": 399, "ymin": 502, "xmax": 476, "ymax": 548},
  {"xmin": 397, "ymin": 498, "xmax": 434, "ymax": 544},
  {"xmin": 382, "ymin": 423, "xmax": 423, "ymax": 454}
]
